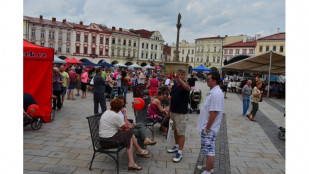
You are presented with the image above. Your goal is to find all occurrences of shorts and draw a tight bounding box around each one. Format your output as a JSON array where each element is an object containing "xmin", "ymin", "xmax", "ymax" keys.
[
  {"xmin": 149, "ymin": 89, "xmax": 157, "ymax": 97},
  {"xmin": 201, "ymin": 129, "xmax": 217, "ymax": 156},
  {"xmin": 62, "ymin": 87, "xmax": 67, "ymax": 95},
  {"xmin": 170, "ymin": 112, "xmax": 187, "ymax": 136},
  {"xmin": 68, "ymin": 82, "xmax": 75, "ymax": 89},
  {"xmin": 81, "ymin": 82, "xmax": 87, "ymax": 92},
  {"xmin": 222, "ymin": 85, "xmax": 227, "ymax": 92}
]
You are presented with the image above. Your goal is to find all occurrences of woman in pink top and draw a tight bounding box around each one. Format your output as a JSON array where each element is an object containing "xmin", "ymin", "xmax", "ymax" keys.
[
  {"xmin": 81, "ymin": 68, "xmax": 88, "ymax": 98},
  {"xmin": 147, "ymin": 73, "xmax": 160, "ymax": 97}
]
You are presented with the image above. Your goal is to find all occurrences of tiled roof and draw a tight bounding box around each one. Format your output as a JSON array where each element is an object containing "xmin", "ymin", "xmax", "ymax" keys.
[
  {"xmin": 196, "ymin": 36, "xmax": 224, "ymax": 40},
  {"xmin": 67, "ymin": 22, "xmax": 112, "ymax": 34},
  {"xmin": 133, "ymin": 29, "xmax": 154, "ymax": 38},
  {"xmin": 24, "ymin": 16, "xmax": 72, "ymax": 28},
  {"xmin": 223, "ymin": 40, "xmax": 256, "ymax": 48},
  {"xmin": 258, "ymin": 32, "xmax": 285, "ymax": 40},
  {"xmin": 110, "ymin": 28, "xmax": 138, "ymax": 36},
  {"xmin": 163, "ymin": 45, "xmax": 171, "ymax": 55}
]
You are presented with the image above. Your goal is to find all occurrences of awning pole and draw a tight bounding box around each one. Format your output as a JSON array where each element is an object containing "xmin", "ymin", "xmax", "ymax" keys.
[{"xmin": 267, "ymin": 51, "xmax": 273, "ymax": 97}]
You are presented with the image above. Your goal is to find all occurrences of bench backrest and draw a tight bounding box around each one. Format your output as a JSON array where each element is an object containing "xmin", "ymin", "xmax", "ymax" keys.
[
  {"xmin": 133, "ymin": 97, "xmax": 151, "ymax": 123},
  {"xmin": 86, "ymin": 113, "xmax": 103, "ymax": 151}
]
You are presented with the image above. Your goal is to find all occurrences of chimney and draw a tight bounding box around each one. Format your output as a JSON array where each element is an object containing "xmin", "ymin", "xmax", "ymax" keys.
[
  {"xmin": 112, "ymin": 26, "xmax": 115, "ymax": 31},
  {"xmin": 39, "ymin": 15, "xmax": 43, "ymax": 20},
  {"xmin": 119, "ymin": 28, "xmax": 122, "ymax": 32},
  {"xmin": 243, "ymin": 35, "xmax": 247, "ymax": 42},
  {"xmin": 62, "ymin": 19, "xmax": 66, "ymax": 23},
  {"xmin": 52, "ymin": 17, "xmax": 56, "ymax": 22},
  {"xmin": 80, "ymin": 21, "xmax": 83, "ymax": 25},
  {"xmin": 255, "ymin": 34, "xmax": 261, "ymax": 40},
  {"xmin": 277, "ymin": 28, "xmax": 280, "ymax": 33}
]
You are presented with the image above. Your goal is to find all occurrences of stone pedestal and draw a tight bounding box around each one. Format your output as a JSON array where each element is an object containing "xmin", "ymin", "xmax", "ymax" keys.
[{"xmin": 163, "ymin": 62, "xmax": 189, "ymax": 75}]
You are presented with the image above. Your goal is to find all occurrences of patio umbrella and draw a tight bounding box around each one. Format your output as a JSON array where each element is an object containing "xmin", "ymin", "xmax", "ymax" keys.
[
  {"xmin": 66, "ymin": 57, "xmax": 82, "ymax": 64},
  {"xmin": 97, "ymin": 62, "xmax": 113, "ymax": 67}
]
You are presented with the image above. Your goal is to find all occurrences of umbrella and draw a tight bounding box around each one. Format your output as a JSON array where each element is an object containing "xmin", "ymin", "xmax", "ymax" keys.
[
  {"xmin": 81, "ymin": 61, "xmax": 96, "ymax": 66},
  {"xmin": 114, "ymin": 62, "xmax": 127, "ymax": 67},
  {"xmin": 54, "ymin": 55, "xmax": 66, "ymax": 64},
  {"xmin": 97, "ymin": 62, "xmax": 113, "ymax": 67},
  {"xmin": 192, "ymin": 64, "xmax": 212, "ymax": 72}
]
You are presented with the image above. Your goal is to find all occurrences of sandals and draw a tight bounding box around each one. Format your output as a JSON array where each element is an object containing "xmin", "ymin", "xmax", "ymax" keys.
[
  {"xmin": 128, "ymin": 163, "xmax": 142, "ymax": 170},
  {"xmin": 250, "ymin": 118, "xmax": 257, "ymax": 122},
  {"xmin": 246, "ymin": 114, "xmax": 251, "ymax": 120},
  {"xmin": 144, "ymin": 140, "xmax": 156, "ymax": 146},
  {"xmin": 136, "ymin": 150, "xmax": 149, "ymax": 157}
]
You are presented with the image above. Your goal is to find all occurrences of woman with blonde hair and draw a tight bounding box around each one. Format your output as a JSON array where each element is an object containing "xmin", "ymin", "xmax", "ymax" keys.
[{"xmin": 246, "ymin": 81, "xmax": 263, "ymax": 122}]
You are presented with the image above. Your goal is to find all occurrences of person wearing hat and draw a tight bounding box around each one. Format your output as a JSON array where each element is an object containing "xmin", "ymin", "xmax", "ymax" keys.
[{"xmin": 93, "ymin": 68, "xmax": 106, "ymax": 114}]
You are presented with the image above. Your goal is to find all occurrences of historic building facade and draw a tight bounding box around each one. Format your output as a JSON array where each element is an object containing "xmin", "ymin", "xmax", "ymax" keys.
[
  {"xmin": 171, "ymin": 40, "xmax": 196, "ymax": 68},
  {"xmin": 195, "ymin": 36, "xmax": 224, "ymax": 70},
  {"xmin": 23, "ymin": 15, "xmax": 73, "ymax": 59},
  {"xmin": 130, "ymin": 29, "xmax": 164, "ymax": 66},
  {"xmin": 110, "ymin": 27, "xmax": 139, "ymax": 65},
  {"xmin": 255, "ymin": 32, "xmax": 285, "ymax": 55}
]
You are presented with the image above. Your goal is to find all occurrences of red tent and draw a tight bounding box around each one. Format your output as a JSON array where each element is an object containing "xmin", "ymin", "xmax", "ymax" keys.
[
  {"xmin": 23, "ymin": 40, "xmax": 53, "ymax": 123},
  {"xmin": 66, "ymin": 57, "xmax": 82, "ymax": 64}
]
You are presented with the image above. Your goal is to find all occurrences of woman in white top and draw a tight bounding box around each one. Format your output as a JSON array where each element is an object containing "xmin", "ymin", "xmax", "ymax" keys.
[{"xmin": 99, "ymin": 99, "xmax": 149, "ymax": 170}]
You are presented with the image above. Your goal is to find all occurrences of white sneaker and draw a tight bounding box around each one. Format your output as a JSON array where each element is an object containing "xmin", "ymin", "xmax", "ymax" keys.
[
  {"xmin": 167, "ymin": 146, "xmax": 178, "ymax": 153},
  {"xmin": 173, "ymin": 152, "xmax": 182, "ymax": 163}
]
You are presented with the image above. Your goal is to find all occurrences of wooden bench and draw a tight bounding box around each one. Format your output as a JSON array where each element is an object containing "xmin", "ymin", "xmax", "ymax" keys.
[{"xmin": 86, "ymin": 113, "xmax": 126, "ymax": 174}]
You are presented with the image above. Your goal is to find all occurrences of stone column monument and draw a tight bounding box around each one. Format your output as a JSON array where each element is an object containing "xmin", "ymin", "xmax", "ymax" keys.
[{"xmin": 164, "ymin": 13, "xmax": 189, "ymax": 75}]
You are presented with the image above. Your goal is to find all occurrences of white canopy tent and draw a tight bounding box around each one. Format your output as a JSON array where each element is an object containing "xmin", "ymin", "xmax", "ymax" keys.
[
  {"xmin": 222, "ymin": 50, "xmax": 285, "ymax": 97},
  {"xmin": 53, "ymin": 55, "xmax": 67, "ymax": 64},
  {"xmin": 143, "ymin": 64, "xmax": 155, "ymax": 70},
  {"xmin": 128, "ymin": 63, "xmax": 142, "ymax": 70},
  {"xmin": 114, "ymin": 62, "xmax": 127, "ymax": 68}
]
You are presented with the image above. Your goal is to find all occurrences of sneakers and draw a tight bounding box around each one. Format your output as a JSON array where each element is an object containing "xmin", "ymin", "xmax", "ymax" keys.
[
  {"xmin": 173, "ymin": 152, "xmax": 182, "ymax": 163},
  {"xmin": 200, "ymin": 169, "xmax": 214, "ymax": 174},
  {"xmin": 167, "ymin": 146, "xmax": 178, "ymax": 153}
]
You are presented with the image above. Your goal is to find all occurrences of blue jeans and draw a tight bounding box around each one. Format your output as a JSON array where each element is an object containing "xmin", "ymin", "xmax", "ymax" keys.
[
  {"xmin": 121, "ymin": 86, "xmax": 128, "ymax": 99},
  {"xmin": 243, "ymin": 95, "xmax": 250, "ymax": 115}
]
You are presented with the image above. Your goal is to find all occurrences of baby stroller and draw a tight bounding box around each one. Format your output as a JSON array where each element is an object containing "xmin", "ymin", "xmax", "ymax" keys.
[{"xmin": 189, "ymin": 90, "xmax": 202, "ymax": 114}]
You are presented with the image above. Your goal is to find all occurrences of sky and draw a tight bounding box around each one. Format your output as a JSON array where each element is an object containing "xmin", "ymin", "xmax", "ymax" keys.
[{"xmin": 23, "ymin": 0, "xmax": 285, "ymax": 45}]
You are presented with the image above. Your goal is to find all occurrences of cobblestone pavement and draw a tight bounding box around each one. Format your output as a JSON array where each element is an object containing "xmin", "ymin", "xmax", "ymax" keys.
[{"xmin": 24, "ymin": 81, "xmax": 285, "ymax": 174}]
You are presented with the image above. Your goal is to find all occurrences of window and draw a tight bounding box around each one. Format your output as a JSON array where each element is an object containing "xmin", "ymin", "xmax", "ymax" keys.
[
  {"xmin": 242, "ymin": 49, "xmax": 247, "ymax": 54},
  {"xmin": 100, "ymin": 49, "xmax": 103, "ymax": 56},
  {"xmin": 128, "ymin": 51, "xmax": 131, "ymax": 57},
  {"xmin": 105, "ymin": 49, "xmax": 108, "ymax": 56},
  {"xmin": 84, "ymin": 47, "xmax": 87, "ymax": 54},
  {"xmin": 67, "ymin": 33, "xmax": 70, "ymax": 41},
  {"xmin": 182, "ymin": 50, "xmax": 184, "ymax": 54},
  {"xmin": 123, "ymin": 50, "xmax": 125, "ymax": 56},
  {"xmin": 106, "ymin": 38, "xmax": 109, "ymax": 45},
  {"xmin": 151, "ymin": 54, "xmax": 152, "ymax": 59},
  {"xmin": 31, "ymin": 28, "xmax": 35, "ymax": 37},
  {"xmin": 207, "ymin": 47, "xmax": 209, "ymax": 52},
  {"xmin": 100, "ymin": 37, "xmax": 103, "ymax": 44},
  {"xmin": 201, "ymin": 47, "xmax": 204, "ymax": 52},
  {"xmin": 259, "ymin": 46, "xmax": 263, "ymax": 52},
  {"xmin": 76, "ymin": 34, "xmax": 80, "ymax": 41},
  {"xmin": 142, "ymin": 43, "xmax": 144, "ymax": 48},
  {"xmin": 58, "ymin": 46, "xmax": 62, "ymax": 52},
  {"xmin": 213, "ymin": 57, "xmax": 215, "ymax": 62},
  {"xmin": 217, "ymin": 57, "xmax": 220, "ymax": 63},
  {"xmin": 191, "ymin": 58, "xmax": 193, "ymax": 62},
  {"xmin": 112, "ymin": 38, "xmax": 115, "ymax": 44},
  {"xmin": 123, "ymin": 39, "xmax": 126, "ymax": 45},
  {"xmin": 118, "ymin": 39, "xmax": 121, "ymax": 45},
  {"xmin": 92, "ymin": 48, "xmax": 95, "ymax": 54},
  {"xmin": 188, "ymin": 50, "xmax": 190, "ymax": 54},
  {"xmin": 133, "ymin": 41, "xmax": 136, "ymax": 47},
  {"xmin": 59, "ymin": 32, "xmax": 62, "ymax": 40},
  {"xmin": 146, "ymin": 44, "xmax": 148, "ymax": 49},
  {"xmin": 206, "ymin": 56, "xmax": 209, "ymax": 63},
  {"xmin": 229, "ymin": 49, "xmax": 233, "ymax": 54},
  {"xmin": 224, "ymin": 49, "xmax": 228, "ymax": 54},
  {"xmin": 128, "ymin": 40, "xmax": 131, "ymax": 46},
  {"xmin": 201, "ymin": 58, "xmax": 203, "ymax": 62},
  {"xmin": 40, "ymin": 42, "xmax": 44, "ymax": 46},
  {"xmin": 133, "ymin": 51, "xmax": 136, "ymax": 57},
  {"xmin": 40, "ymin": 30, "xmax": 45, "ymax": 38},
  {"xmin": 273, "ymin": 46, "xmax": 277, "ymax": 51},
  {"xmin": 249, "ymin": 49, "xmax": 254, "ymax": 54},
  {"xmin": 214, "ymin": 46, "xmax": 216, "ymax": 52},
  {"xmin": 141, "ymin": 53, "xmax": 144, "ymax": 58},
  {"xmin": 76, "ymin": 46, "xmax": 80, "ymax": 53},
  {"xmin": 66, "ymin": 47, "xmax": 70, "ymax": 53},
  {"xmin": 155, "ymin": 54, "xmax": 157, "ymax": 59},
  {"xmin": 151, "ymin": 44, "xmax": 153, "ymax": 50},
  {"xmin": 198, "ymin": 47, "xmax": 200, "ymax": 52},
  {"xmin": 280, "ymin": 46, "xmax": 284, "ymax": 52},
  {"xmin": 49, "ymin": 43, "xmax": 53, "ymax": 48},
  {"xmin": 197, "ymin": 58, "xmax": 199, "ymax": 62},
  {"xmin": 266, "ymin": 46, "xmax": 269, "ymax": 52},
  {"xmin": 112, "ymin": 49, "xmax": 114, "ymax": 56},
  {"xmin": 235, "ymin": 49, "xmax": 240, "ymax": 54},
  {"xmin": 84, "ymin": 35, "xmax": 88, "ymax": 42},
  {"xmin": 117, "ymin": 49, "xmax": 120, "ymax": 56},
  {"xmin": 182, "ymin": 57, "xmax": 184, "ymax": 62},
  {"xmin": 192, "ymin": 50, "xmax": 194, "ymax": 54},
  {"xmin": 155, "ymin": 45, "xmax": 157, "ymax": 50},
  {"xmin": 146, "ymin": 53, "xmax": 148, "ymax": 58}
]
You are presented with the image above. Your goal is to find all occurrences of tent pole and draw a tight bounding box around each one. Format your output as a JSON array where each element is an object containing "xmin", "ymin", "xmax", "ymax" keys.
[{"xmin": 267, "ymin": 51, "xmax": 273, "ymax": 98}]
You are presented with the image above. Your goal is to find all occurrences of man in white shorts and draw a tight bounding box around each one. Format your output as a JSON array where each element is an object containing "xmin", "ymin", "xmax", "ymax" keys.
[{"xmin": 197, "ymin": 71, "xmax": 224, "ymax": 174}]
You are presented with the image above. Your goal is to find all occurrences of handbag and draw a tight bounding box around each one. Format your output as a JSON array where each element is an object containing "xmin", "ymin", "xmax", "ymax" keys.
[{"xmin": 90, "ymin": 77, "xmax": 94, "ymax": 85}]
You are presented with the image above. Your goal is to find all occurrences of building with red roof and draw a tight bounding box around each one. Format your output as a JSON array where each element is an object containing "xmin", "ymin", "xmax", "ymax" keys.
[
  {"xmin": 163, "ymin": 44, "xmax": 171, "ymax": 62},
  {"xmin": 255, "ymin": 31, "xmax": 285, "ymax": 55}
]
